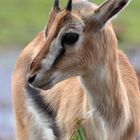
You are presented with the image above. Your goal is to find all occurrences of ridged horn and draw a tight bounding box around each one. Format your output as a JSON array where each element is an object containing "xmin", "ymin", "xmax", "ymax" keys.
[
  {"xmin": 54, "ymin": 0, "xmax": 60, "ymax": 10},
  {"xmin": 66, "ymin": 0, "xmax": 72, "ymax": 11}
]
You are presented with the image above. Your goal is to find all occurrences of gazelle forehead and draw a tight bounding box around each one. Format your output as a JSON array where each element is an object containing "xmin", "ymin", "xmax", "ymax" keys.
[
  {"xmin": 59, "ymin": 14, "xmax": 85, "ymax": 32},
  {"xmin": 50, "ymin": 11, "xmax": 83, "ymax": 30},
  {"xmin": 46, "ymin": 0, "xmax": 96, "ymax": 37},
  {"xmin": 47, "ymin": 10, "xmax": 82, "ymax": 38}
]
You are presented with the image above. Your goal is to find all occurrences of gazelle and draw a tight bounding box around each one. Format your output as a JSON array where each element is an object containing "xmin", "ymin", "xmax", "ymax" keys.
[{"xmin": 12, "ymin": 0, "xmax": 140, "ymax": 140}]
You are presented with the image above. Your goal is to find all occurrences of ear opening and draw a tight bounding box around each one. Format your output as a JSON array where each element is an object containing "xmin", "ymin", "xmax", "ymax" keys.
[{"xmin": 94, "ymin": 0, "xmax": 129, "ymax": 29}]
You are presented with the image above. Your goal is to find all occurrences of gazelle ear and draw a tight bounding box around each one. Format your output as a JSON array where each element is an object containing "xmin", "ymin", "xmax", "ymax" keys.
[{"xmin": 94, "ymin": 0, "xmax": 129, "ymax": 29}]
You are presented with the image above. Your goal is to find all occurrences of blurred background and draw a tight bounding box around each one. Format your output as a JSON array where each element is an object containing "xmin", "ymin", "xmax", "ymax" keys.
[{"xmin": 0, "ymin": 0, "xmax": 139, "ymax": 139}]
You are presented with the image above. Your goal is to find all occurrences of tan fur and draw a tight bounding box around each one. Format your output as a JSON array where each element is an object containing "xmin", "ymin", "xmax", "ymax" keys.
[
  {"xmin": 137, "ymin": 72, "xmax": 140, "ymax": 87},
  {"xmin": 12, "ymin": 0, "xmax": 140, "ymax": 140}
]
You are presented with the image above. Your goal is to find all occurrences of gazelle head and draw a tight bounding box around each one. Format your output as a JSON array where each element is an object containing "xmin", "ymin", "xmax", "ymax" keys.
[{"xmin": 27, "ymin": 0, "xmax": 129, "ymax": 90}]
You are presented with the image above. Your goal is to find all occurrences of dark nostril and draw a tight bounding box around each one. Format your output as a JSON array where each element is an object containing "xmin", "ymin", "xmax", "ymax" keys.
[{"xmin": 28, "ymin": 74, "xmax": 36, "ymax": 84}]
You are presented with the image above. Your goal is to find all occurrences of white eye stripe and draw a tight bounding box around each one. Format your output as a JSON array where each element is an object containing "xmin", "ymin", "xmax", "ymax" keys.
[
  {"xmin": 42, "ymin": 39, "xmax": 63, "ymax": 71},
  {"xmin": 66, "ymin": 28, "xmax": 78, "ymax": 33},
  {"xmin": 64, "ymin": 22, "xmax": 85, "ymax": 33}
]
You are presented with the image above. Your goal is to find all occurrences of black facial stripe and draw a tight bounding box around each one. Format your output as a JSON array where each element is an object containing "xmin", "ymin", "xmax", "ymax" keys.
[{"xmin": 26, "ymin": 84, "xmax": 61, "ymax": 139}]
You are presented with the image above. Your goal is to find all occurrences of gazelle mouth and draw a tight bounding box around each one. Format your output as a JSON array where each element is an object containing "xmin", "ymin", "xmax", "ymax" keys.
[{"xmin": 37, "ymin": 76, "xmax": 56, "ymax": 90}]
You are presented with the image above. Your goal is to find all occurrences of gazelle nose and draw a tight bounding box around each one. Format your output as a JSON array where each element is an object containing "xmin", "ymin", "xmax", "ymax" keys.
[{"xmin": 28, "ymin": 74, "xmax": 36, "ymax": 84}]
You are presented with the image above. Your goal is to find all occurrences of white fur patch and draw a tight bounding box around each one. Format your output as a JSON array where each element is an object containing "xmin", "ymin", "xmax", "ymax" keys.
[
  {"xmin": 27, "ymin": 99, "xmax": 56, "ymax": 140},
  {"xmin": 42, "ymin": 39, "xmax": 62, "ymax": 71}
]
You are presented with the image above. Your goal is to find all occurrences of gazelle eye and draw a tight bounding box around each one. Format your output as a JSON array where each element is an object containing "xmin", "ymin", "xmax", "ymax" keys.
[{"xmin": 62, "ymin": 32, "xmax": 79, "ymax": 46}]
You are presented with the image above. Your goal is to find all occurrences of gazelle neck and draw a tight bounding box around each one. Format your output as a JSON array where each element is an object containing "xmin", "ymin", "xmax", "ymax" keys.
[{"xmin": 79, "ymin": 50, "xmax": 131, "ymax": 130}]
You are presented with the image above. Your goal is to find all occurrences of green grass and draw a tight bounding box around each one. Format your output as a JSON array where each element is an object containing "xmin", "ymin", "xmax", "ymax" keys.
[
  {"xmin": 115, "ymin": 0, "xmax": 140, "ymax": 44},
  {"xmin": 69, "ymin": 118, "xmax": 85, "ymax": 140},
  {"xmin": 76, "ymin": 128, "xmax": 85, "ymax": 140},
  {"xmin": 0, "ymin": 0, "xmax": 140, "ymax": 46}
]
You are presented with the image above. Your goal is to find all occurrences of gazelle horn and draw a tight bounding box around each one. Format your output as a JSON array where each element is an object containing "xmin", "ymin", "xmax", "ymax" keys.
[
  {"xmin": 66, "ymin": 0, "xmax": 72, "ymax": 11},
  {"xmin": 54, "ymin": 0, "xmax": 60, "ymax": 10}
]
